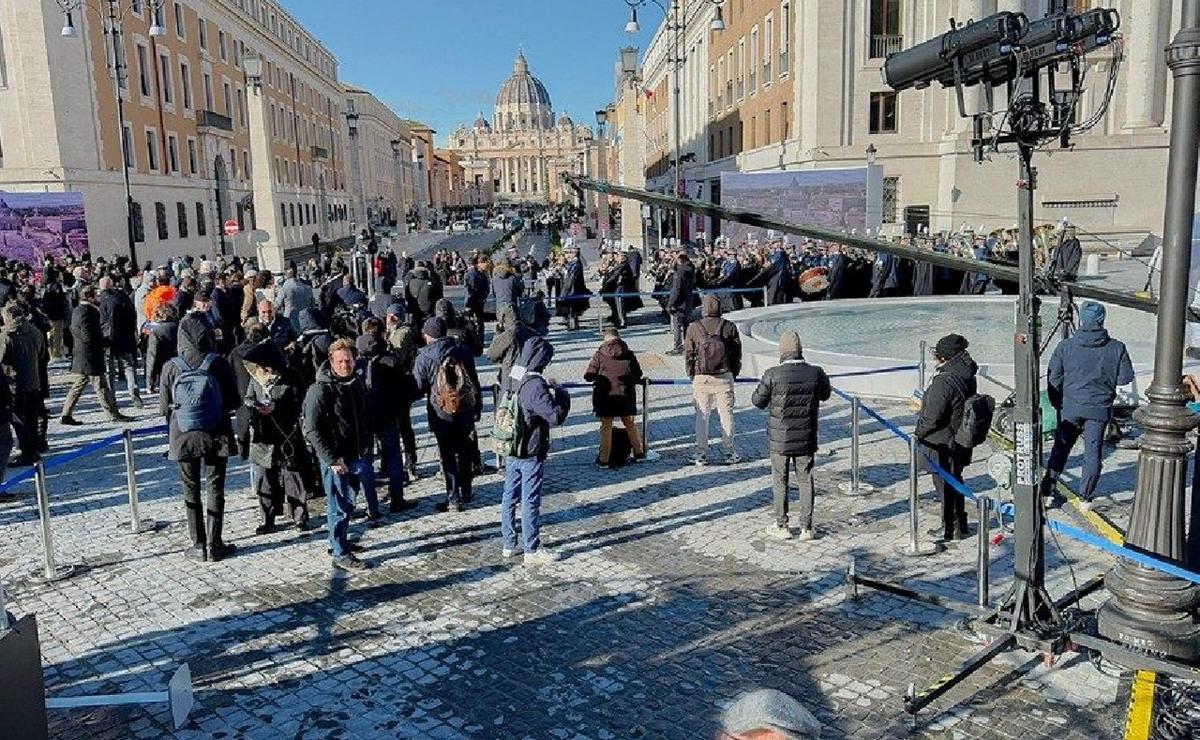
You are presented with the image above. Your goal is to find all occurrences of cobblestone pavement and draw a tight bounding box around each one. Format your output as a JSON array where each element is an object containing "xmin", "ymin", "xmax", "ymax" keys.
[{"xmin": 0, "ymin": 238, "xmax": 1140, "ymax": 738}]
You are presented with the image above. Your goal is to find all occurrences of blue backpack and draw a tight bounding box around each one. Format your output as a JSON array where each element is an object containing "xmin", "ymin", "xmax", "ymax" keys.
[{"xmin": 170, "ymin": 354, "xmax": 223, "ymax": 433}]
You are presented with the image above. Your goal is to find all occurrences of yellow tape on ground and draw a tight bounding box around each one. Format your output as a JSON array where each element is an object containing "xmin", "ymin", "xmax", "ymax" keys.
[{"xmin": 1125, "ymin": 670, "xmax": 1156, "ymax": 740}]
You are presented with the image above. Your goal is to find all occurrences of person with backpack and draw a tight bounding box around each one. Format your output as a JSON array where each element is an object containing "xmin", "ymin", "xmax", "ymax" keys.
[
  {"xmin": 915, "ymin": 333, "xmax": 988, "ymax": 542},
  {"xmin": 159, "ymin": 313, "xmax": 240, "ymax": 562},
  {"xmin": 413, "ymin": 317, "xmax": 481, "ymax": 512},
  {"xmin": 303, "ymin": 338, "xmax": 380, "ymax": 574},
  {"xmin": 584, "ymin": 328, "xmax": 652, "ymax": 467},
  {"xmin": 684, "ymin": 294, "xmax": 743, "ymax": 465},
  {"xmin": 1040, "ymin": 301, "xmax": 1134, "ymax": 510},
  {"xmin": 61, "ymin": 285, "xmax": 131, "ymax": 426},
  {"xmin": 242, "ymin": 342, "xmax": 312, "ymax": 533},
  {"xmin": 490, "ymin": 261, "xmax": 524, "ymax": 320},
  {"xmin": 486, "ymin": 304, "xmax": 535, "ymax": 470},
  {"xmin": 357, "ymin": 317, "xmax": 416, "ymax": 513},
  {"xmin": 500, "ymin": 336, "xmax": 570, "ymax": 563},
  {"xmin": 751, "ymin": 331, "xmax": 832, "ymax": 540}
]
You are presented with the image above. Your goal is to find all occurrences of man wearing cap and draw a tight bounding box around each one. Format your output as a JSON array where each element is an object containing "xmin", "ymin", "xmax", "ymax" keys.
[
  {"xmin": 1040, "ymin": 301, "xmax": 1134, "ymax": 509},
  {"xmin": 752, "ymin": 331, "xmax": 831, "ymax": 540},
  {"xmin": 413, "ymin": 316, "xmax": 481, "ymax": 511},
  {"xmin": 915, "ymin": 333, "xmax": 979, "ymax": 541},
  {"xmin": 720, "ymin": 688, "xmax": 822, "ymax": 739}
]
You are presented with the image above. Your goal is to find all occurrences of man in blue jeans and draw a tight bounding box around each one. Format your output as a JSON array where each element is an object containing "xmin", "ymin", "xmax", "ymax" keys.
[
  {"xmin": 1040, "ymin": 301, "xmax": 1134, "ymax": 510},
  {"xmin": 303, "ymin": 338, "xmax": 378, "ymax": 573},
  {"xmin": 502, "ymin": 337, "xmax": 570, "ymax": 564}
]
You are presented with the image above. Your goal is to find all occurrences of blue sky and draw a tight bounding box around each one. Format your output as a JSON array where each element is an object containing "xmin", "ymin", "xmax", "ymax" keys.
[{"xmin": 284, "ymin": 0, "xmax": 657, "ymax": 146}]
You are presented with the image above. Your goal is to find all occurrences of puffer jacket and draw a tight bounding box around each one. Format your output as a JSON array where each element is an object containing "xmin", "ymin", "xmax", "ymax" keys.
[
  {"xmin": 915, "ymin": 351, "xmax": 978, "ymax": 452},
  {"xmin": 1048, "ymin": 312, "xmax": 1134, "ymax": 422},
  {"xmin": 158, "ymin": 315, "xmax": 239, "ymax": 461},
  {"xmin": 301, "ymin": 361, "xmax": 373, "ymax": 465},
  {"xmin": 583, "ymin": 338, "xmax": 642, "ymax": 418},
  {"xmin": 751, "ymin": 354, "xmax": 831, "ymax": 457}
]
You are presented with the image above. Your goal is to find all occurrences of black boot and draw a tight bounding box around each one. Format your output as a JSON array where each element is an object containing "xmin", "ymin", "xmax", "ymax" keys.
[{"xmin": 207, "ymin": 512, "xmax": 236, "ymax": 561}]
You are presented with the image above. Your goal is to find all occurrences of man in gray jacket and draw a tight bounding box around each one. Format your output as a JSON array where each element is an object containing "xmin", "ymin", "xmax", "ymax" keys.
[{"xmin": 276, "ymin": 267, "xmax": 315, "ymax": 332}]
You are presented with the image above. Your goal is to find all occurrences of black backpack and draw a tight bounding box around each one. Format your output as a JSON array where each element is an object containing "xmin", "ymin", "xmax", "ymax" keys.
[
  {"xmin": 947, "ymin": 375, "xmax": 995, "ymax": 448},
  {"xmin": 694, "ymin": 320, "xmax": 728, "ymax": 375}
]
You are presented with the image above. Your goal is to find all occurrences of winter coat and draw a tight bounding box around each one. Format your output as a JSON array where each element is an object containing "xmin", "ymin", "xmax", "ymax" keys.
[
  {"xmin": 513, "ymin": 337, "xmax": 570, "ymax": 461},
  {"xmin": 751, "ymin": 358, "xmax": 831, "ymax": 457},
  {"xmin": 355, "ymin": 333, "xmax": 410, "ymax": 429},
  {"xmin": 584, "ymin": 338, "xmax": 643, "ymax": 418},
  {"xmin": 158, "ymin": 315, "xmax": 239, "ymax": 462},
  {"xmin": 404, "ymin": 267, "xmax": 442, "ymax": 319},
  {"xmin": 69, "ymin": 303, "xmax": 106, "ymax": 376},
  {"xmin": 486, "ymin": 306, "xmax": 535, "ymax": 395},
  {"xmin": 915, "ymin": 351, "xmax": 979, "ymax": 453},
  {"xmin": 0, "ymin": 315, "xmax": 47, "ymax": 393},
  {"xmin": 146, "ymin": 320, "xmax": 178, "ymax": 389},
  {"xmin": 302, "ymin": 362, "xmax": 373, "ymax": 465},
  {"xmin": 41, "ymin": 282, "xmax": 70, "ymax": 322},
  {"xmin": 684, "ymin": 300, "xmax": 742, "ymax": 378},
  {"xmin": 1049, "ymin": 237, "xmax": 1083, "ymax": 281},
  {"xmin": 668, "ymin": 259, "xmax": 697, "ymax": 314},
  {"xmin": 263, "ymin": 314, "xmax": 297, "ymax": 348},
  {"xmin": 98, "ymin": 287, "xmax": 138, "ymax": 355},
  {"xmin": 764, "ymin": 254, "xmax": 792, "ymax": 306},
  {"xmin": 276, "ymin": 278, "xmax": 315, "ymax": 329},
  {"xmin": 413, "ymin": 335, "xmax": 480, "ymax": 427},
  {"xmin": 1048, "ymin": 318, "xmax": 1134, "ymax": 422},
  {"xmin": 244, "ymin": 366, "xmax": 309, "ymax": 471},
  {"xmin": 368, "ymin": 281, "xmax": 401, "ymax": 321},
  {"xmin": 463, "ymin": 266, "xmax": 490, "ymax": 314},
  {"xmin": 491, "ymin": 271, "xmax": 524, "ymax": 312},
  {"xmin": 556, "ymin": 259, "xmax": 590, "ymax": 318},
  {"xmin": 335, "ymin": 283, "xmax": 368, "ymax": 310}
]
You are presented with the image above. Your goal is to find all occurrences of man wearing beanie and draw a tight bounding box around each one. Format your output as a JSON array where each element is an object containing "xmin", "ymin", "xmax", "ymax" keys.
[
  {"xmin": 752, "ymin": 331, "xmax": 831, "ymax": 540},
  {"xmin": 915, "ymin": 333, "xmax": 979, "ymax": 541},
  {"xmin": 685, "ymin": 293, "xmax": 743, "ymax": 465},
  {"xmin": 720, "ymin": 688, "xmax": 822, "ymax": 738},
  {"xmin": 413, "ymin": 316, "xmax": 481, "ymax": 512},
  {"xmin": 1041, "ymin": 301, "xmax": 1133, "ymax": 509}
]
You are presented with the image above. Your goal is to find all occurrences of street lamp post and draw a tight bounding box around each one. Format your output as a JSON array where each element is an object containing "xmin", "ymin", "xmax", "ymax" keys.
[
  {"xmin": 59, "ymin": 0, "xmax": 168, "ymax": 266},
  {"xmin": 625, "ymin": 0, "xmax": 725, "ymax": 244}
]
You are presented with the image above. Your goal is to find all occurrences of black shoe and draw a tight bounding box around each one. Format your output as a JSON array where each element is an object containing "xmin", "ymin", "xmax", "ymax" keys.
[
  {"xmin": 185, "ymin": 545, "xmax": 208, "ymax": 562},
  {"xmin": 254, "ymin": 523, "xmax": 275, "ymax": 536},
  {"xmin": 664, "ymin": 348, "xmax": 682, "ymax": 356},
  {"xmin": 366, "ymin": 511, "xmax": 384, "ymax": 526},
  {"xmin": 11, "ymin": 454, "xmax": 39, "ymax": 467},
  {"xmin": 435, "ymin": 501, "xmax": 464, "ymax": 513},
  {"xmin": 60, "ymin": 416, "xmax": 82, "ymax": 426},
  {"xmin": 477, "ymin": 464, "xmax": 498, "ymax": 475},
  {"xmin": 389, "ymin": 499, "xmax": 418, "ymax": 513},
  {"xmin": 110, "ymin": 414, "xmax": 136, "ymax": 423},
  {"xmin": 207, "ymin": 543, "xmax": 236, "ymax": 561},
  {"xmin": 333, "ymin": 555, "xmax": 370, "ymax": 573},
  {"xmin": 926, "ymin": 527, "xmax": 951, "ymax": 542},
  {"xmin": 594, "ymin": 458, "xmax": 610, "ymax": 469},
  {"xmin": 326, "ymin": 542, "xmax": 365, "ymax": 555},
  {"xmin": 295, "ymin": 518, "xmax": 312, "ymax": 531}
]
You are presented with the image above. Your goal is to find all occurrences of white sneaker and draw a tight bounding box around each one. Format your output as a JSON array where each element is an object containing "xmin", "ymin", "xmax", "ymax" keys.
[
  {"xmin": 502, "ymin": 548, "xmax": 517, "ymax": 558},
  {"xmin": 1078, "ymin": 499, "xmax": 1094, "ymax": 512},
  {"xmin": 770, "ymin": 525, "xmax": 794, "ymax": 540},
  {"xmin": 726, "ymin": 451, "xmax": 743, "ymax": 464},
  {"xmin": 692, "ymin": 454, "xmax": 707, "ymax": 467},
  {"xmin": 796, "ymin": 528, "xmax": 815, "ymax": 542},
  {"xmin": 524, "ymin": 548, "xmax": 558, "ymax": 564}
]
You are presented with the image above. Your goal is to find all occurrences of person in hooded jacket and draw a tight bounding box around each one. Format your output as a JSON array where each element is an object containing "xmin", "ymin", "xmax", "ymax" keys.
[
  {"xmin": 490, "ymin": 261, "xmax": 524, "ymax": 319},
  {"xmin": 584, "ymin": 328, "xmax": 652, "ymax": 467},
  {"xmin": 159, "ymin": 314, "xmax": 240, "ymax": 562},
  {"xmin": 751, "ymin": 331, "xmax": 832, "ymax": 541},
  {"xmin": 485, "ymin": 304, "xmax": 535, "ymax": 470},
  {"xmin": 302, "ymin": 338, "xmax": 378, "ymax": 573},
  {"xmin": 404, "ymin": 262, "xmax": 442, "ymax": 328},
  {"xmin": 413, "ymin": 317, "xmax": 481, "ymax": 512},
  {"xmin": 1, "ymin": 302, "xmax": 48, "ymax": 463},
  {"xmin": 435, "ymin": 298, "xmax": 481, "ymax": 357},
  {"xmin": 914, "ymin": 333, "xmax": 979, "ymax": 541},
  {"xmin": 684, "ymin": 294, "xmax": 743, "ymax": 465},
  {"xmin": 61, "ymin": 285, "xmax": 130, "ymax": 425},
  {"xmin": 145, "ymin": 302, "xmax": 180, "ymax": 393},
  {"xmin": 1040, "ymin": 301, "xmax": 1134, "ymax": 509},
  {"xmin": 502, "ymin": 337, "xmax": 570, "ymax": 563},
  {"xmin": 242, "ymin": 342, "xmax": 312, "ymax": 532},
  {"xmin": 356, "ymin": 317, "xmax": 416, "ymax": 513}
]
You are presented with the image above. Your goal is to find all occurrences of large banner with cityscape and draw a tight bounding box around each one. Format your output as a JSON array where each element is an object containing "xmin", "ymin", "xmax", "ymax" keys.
[
  {"xmin": 0, "ymin": 191, "xmax": 89, "ymax": 266},
  {"xmin": 718, "ymin": 167, "xmax": 878, "ymax": 245}
]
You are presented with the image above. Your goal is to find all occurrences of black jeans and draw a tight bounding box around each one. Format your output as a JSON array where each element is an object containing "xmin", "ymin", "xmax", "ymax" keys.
[
  {"xmin": 13, "ymin": 390, "xmax": 45, "ymax": 457},
  {"xmin": 925, "ymin": 444, "xmax": 969, "ymax": 537},
  {"xmin": 396, "ymin": 401, "xmax": 418, "ymax": 464},
  {"xmin": 179, "ymin": 456, "xmax": 228, "ymax": 548},
  {"xmin": 432, "ymin": 421, "xmax": 474, "ymax": 504}
]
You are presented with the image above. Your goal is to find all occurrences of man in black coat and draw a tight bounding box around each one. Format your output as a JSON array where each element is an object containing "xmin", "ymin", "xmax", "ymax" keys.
[
  {"xmin": 1046, "ymin": 224, "xmax": 1083, "ymax": 283},
  {"xmin": 159, "ymin": 314, "xmax": 240, "ymax": 561},
  {"xmin": 0, "ymin": 302, "xmax": 48, "ymax": 463},
  {"xmin": 751, "ymin": 331, "xmax": 831, "ymax": 540},
  {"xmin": 914, "ymin": 333, "xmax": 979, "ymax": 541},
  {"xmin": 404, "ymin": 262, "xmax": 442, "ymax": 328},
  {"xmin": 61, "ymin": 285, "xmax": 130, "ymax": 425},
  {"xmin": 98, "ymin": 275, "xmax": 143, "ymax": 408},
  {"xmin": 555, "ymin": 248, "xmax": 590, "ymax": 330},
  {"xmin": 462, "ymin": 256, "xmax": 489, "ymax": 342},
  {"xmin": 665, "ymin": 249, "xmax": 696, "ymax": 355}
]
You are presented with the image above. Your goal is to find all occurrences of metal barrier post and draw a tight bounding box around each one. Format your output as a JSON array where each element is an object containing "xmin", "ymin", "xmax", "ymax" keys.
[
  {"xmin": 0, "ymin": 578, "xmax": 9, "ymax": 630},
  {"xmin": 124, "ymin": 429, "xmax": 161, "ymax": 534},
  {"xmin": 899, "ymin": 438, "xmax": 939, "ymax": 557},
  {"xmin": 641, "ymin": 378, "xmax": 650, "ymax": 450},
  {"xmin": 918, "ymin": 340, "xmax": 928, "ymax": 389},
  {"xmin": 34, "ymin": 461, "xmax": 76, "ymax": 582},
  {"xmin": 839, "ymin": 396, "xmax": 876, "ymax": 496},
  {"xmin": 977, "ymin": 495, "xmax": 991, "ymax": 607}
]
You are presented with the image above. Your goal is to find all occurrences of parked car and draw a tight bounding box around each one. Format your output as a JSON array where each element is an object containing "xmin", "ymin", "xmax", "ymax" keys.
[{"xmin": 451, "ymin": 220, "xmax": 471, "ymax": 232}]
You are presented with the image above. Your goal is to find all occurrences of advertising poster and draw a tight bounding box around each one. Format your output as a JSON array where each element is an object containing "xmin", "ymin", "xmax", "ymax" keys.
[
  {"xmin": 719, "ymin": 168, "xmax": 879, "ymax": 245},
  {"xmin": 0, "ymin": 191, "xmax": 89, "ymax": 265}
]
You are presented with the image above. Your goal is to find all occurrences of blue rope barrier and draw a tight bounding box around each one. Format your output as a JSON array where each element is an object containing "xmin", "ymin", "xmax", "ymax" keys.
[
  {"xmin": 0, "ymin": 466, "xmax": 36, "ymax": 494},
  {"xmin": 42, "ymin": 432, "xmax": 127, "ymax": 472}
]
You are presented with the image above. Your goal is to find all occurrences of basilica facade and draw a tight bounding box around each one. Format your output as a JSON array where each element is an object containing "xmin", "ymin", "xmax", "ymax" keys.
[{"xmin": 449, "ymin": 53, "xmax": 595, "ymax": 206}]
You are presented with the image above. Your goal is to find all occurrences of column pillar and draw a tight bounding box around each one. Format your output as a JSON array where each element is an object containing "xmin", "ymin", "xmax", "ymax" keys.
[
  {"xmin": 245, "ymin": 76, "xmax": 285, "ymax": 272},
  {"xmin": 1125, "ymin": 2, "xmax": 1167, "ymax": 128}
]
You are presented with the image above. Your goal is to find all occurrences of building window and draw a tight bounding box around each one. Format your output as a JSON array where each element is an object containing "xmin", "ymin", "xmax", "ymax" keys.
[
  {"xmin": 173, "ymin": 2, "xmax": 185, "ymax": 38},
  {"xmin": 749, "ymin": 28, "xmax": 758, "ymax": 93},
  {"xmin": 179, "ymin": 61, "xmax": 192, "ymax": 110},
  {"xmin": 870, "ymin": 0, "xmax": 903, "ymax": 58},
  {"xmin": 145, "ymin": 129, "xmax": 158, "ymax": 171},
  {"xmin": 781, "ymin": 101, "xmax": 789, "ymax": 140},
  {"xmin": 158, "ymin": 52, "xmax": 172, "ymax": 105},
  {"xmin": 236, "ymin": 202, "xmax": 246, "ymax": 231},
  {"xmin": 726, "ymin": 49, "xmax": 733, "ymax": 107},
  {"xmin": 780, "ymin": 2, "xmax": 791, "ymax": 76},
  {"xmin": 737, "ymin": 38, "xmax": 746, "ymax": 100},
  {"xmin": 229, "ymin": 147, "xmax": 237, "ymax": 178},
  {"xmin": 167, "ymin": 134, "xmax": 179, "ymax": 173},
  {"xmin": 198, "ymin": 17, "xmax": 207, "ymax": 50},
  {"xmin": 218, "ymin": 30, "xmax": 227, "ymax": 61},
  {"xmin": 136, "ymin": 44, "xmax": 152, "ymax": 97},
  {"xmin": 242, "ymin": 149, "xmax": 250, "ymax": 178},
  {"xmin": 223, "ymin": 82, "xmax": 231, "ymax": 116},
  {"xmin": 280, "ymin": 203, "xmax": 287, "ymax": 225},
  {"xmin": 717, "ymin": 130, "xmax": 724, "ymax": 159},
  {"xmin": 764, "ymin": 14, "xmax": 774, "ymax": 82},
  {"xmin": 236, "ymin": 88, "xmax": 246, "ymax": 127},
  {"xmin": 289, "ymin": 203, "xmax": 296, "ymax": 226},
  {"xmin": 122, "ymin": 123, "xmax": 134, "ymax": 168},
  {"xmin": 882, "ymin": 177, "xmax": 900, "ymax": 223},
  {"xmin": 155, "ymin": 201, "xmax": 168, "ymax": 240},
  {"xmin": 131, "ymin": 201, "xmax": 145, "ymax": 243},
  {"xmin": 152, "ymin": 5, "xmax": 165, "ymax": 32},
  {"xmin": 176, "ymin": 202, "xmax": 188, "ymax": 238},
  {"xmin": 765, "ymin": 109, "xmax": 772, "ymax": 144},
  {"xmin": 187, "ymin": 138, "xmax": 197, "ymax": 174},
  {"xmin": 869, "ymin": 91, "xmax": 898, "ymax": 133},
  {"xmin": 196, "ymin": 202, "xmax": 207, "ymax": 236},
  {"xmin": 203, "ymin": 73, "xmax": 213, "ymax": 110}
]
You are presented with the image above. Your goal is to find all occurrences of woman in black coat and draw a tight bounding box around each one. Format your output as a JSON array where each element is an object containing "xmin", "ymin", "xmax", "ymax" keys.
[
  {"xmin": 583, "ymin": 330, "xmax": 649, "ymax": 466},
  {"xmin": 555, "ymin": 251, "xmax": 591, "ymax": 329}
]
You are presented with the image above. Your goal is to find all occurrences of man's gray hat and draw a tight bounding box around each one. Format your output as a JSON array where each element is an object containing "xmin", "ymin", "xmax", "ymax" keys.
[{"xmin": 721, "ymin": 689, "xmax": 822, "ymax": 738}]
